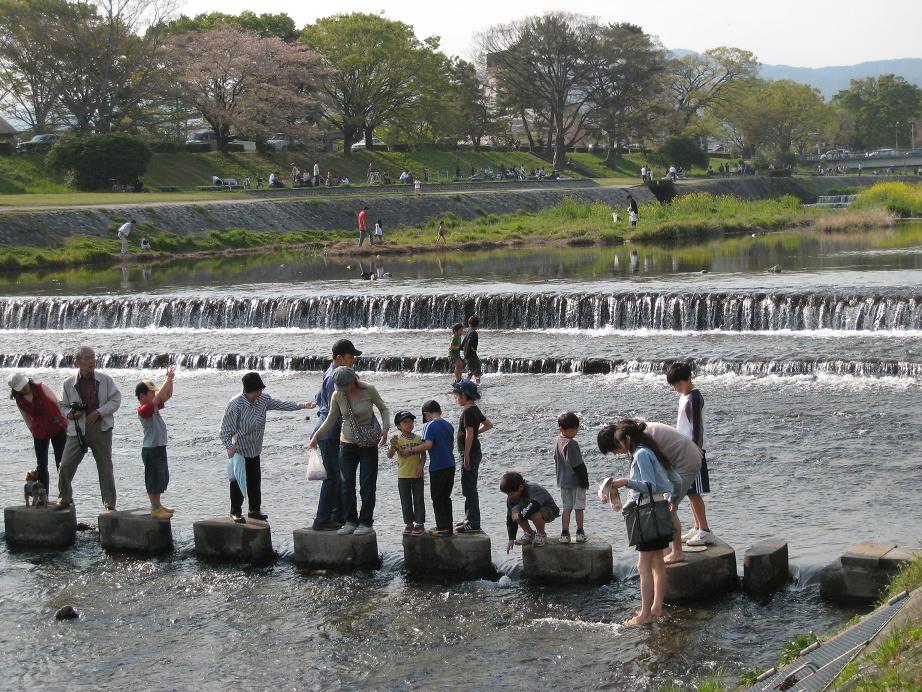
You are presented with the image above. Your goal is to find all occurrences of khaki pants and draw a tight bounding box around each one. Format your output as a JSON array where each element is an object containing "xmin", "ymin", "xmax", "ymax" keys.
[{"xmin": 57, "ymin": 422, "xmax": 116, "ymax": 508}]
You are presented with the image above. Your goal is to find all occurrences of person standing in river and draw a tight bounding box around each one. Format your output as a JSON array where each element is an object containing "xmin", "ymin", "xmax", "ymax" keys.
[
  {"xmin": 9, "ymin": 372, "xmax": 68, "ymax": 495},
  {"xmin": 460, "ymin": 315, "xmax": 482, "ymax": 385},
  {"xmin": 57, "ymin": 346, "xmax": 122, "ymax": 510},
  {"xmin": 357, "ymin": 206, "xmax": 369, "ymax": 246},
  {"xmin": 219, "ymin": 372, "xmax": 315, "ymax": 523},
  {"xmin": 309, "ymin": 366, "xmax": 390, "ymax": 536}
]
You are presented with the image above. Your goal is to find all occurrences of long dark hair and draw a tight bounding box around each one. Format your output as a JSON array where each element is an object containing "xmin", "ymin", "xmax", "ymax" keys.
[{"xmin": 598, "ymin": 419, "xmax": 672, "ymax": 469}]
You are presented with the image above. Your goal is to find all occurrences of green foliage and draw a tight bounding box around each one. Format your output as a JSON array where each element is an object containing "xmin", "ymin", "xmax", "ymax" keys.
[
  {"xmin": 0, "ymin": 153, "xmax": 69, "ymax": 194},
  {"xmin": 184, "ymin": 143, "xmax": 212, "ymax": 154},
  {"xmin": 47, "ymin": 134, "xmax": 151, "ymax": 191},
  {"xmin": 851, "ymin": 182, "xmax": 922, "ymax": 218},
  {"xmin": 163, "ymin": 11, "xmax": 298, "ymax": 40},
  {"xmin": 834, "ymin": 75, "xmax": 922, "ymax": 150},
  {"xmin": 654, "ymin": 137, "xmax": 709, "ymax": 170},
  {"xmin": 778, "ymin": 633, "xmax": 818, "ymax": 667}
]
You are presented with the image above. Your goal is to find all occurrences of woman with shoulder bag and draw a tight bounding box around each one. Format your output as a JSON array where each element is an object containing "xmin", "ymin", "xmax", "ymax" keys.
[
  {"xmin": 9, "ymin": 372, "xmax": 68, "ymax": 493},
  {"xmin": 598, "ymin": 419, "xmax": 681, "ymax": 627},
  {"xmin": 310, "ymin": 366, "xmax": 390, "ymax": 536}
]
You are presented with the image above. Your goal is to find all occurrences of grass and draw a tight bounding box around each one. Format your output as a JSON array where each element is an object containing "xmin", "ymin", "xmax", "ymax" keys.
[
  {"xmin": 851, "ymin": 180, "xmax": 922, "ymax": 217},
  {"xmin": 0, "ymin": 191, "xmax": 247, "ymax": 207}
]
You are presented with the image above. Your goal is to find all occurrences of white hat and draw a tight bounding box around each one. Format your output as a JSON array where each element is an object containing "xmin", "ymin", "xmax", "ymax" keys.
[
  {"xmin": 7, "ymin": 372, "xmax": 28, "ymax": 392},
  {"xmin": 597, "ymin": 477, "xmax": 614, "ymax": 503}
]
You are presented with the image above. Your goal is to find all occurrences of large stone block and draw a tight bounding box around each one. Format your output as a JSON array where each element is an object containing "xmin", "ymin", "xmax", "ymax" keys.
[
  {"xmin": 522, "ymin": 538, "xmax": 613, "ymax": 584},
  {"xmin": 821, "ymin": 543, "xmax": 914, "ymax": 603},
  {"xmin": 664, "ymin": 538, "xmax": 738, "ymax": 603},
  {"xmin": 403, "ymin": 532, "xmax": 494, "ymax": 580},
  {"xmin": 193, "ymin": 516, "xmax": 273, "ymax": 565},
  {"xmin": 98, "ymin": 508, "xmax": 173, "ymax": 555},
  {"xmin": 4, "ymin": 504, "xmax": 76, "ymax": 548},
  {"xmin": 841, "ymin": 542, "xmax": 898, "ymax": 570},
  {"xmin": 820, "ymin": 560, "xmax": 847, "ymax": 601},
  {"xmin": 293, "ymin": 528, "xmax": 381, "ymax": 571},
  {"xmin": 743, "ymin": 539, "xmax": 789, "ymax": 596}
]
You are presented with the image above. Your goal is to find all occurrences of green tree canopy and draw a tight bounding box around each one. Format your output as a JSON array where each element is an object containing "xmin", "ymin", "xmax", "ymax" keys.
[
  {"xmin": 163, "ymin": 11, "xmax": 298, "ymax": 41},
  {"xmin": 833, "ymin": 75, "xmax": 922, "ymax": 151}
]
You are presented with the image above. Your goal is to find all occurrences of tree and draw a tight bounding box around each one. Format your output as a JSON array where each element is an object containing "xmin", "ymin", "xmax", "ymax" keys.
[
  {"xmin": 162, "ymin": 11, "xmax": 297, "ymax": 41},
  {"xmin": 834, "ymin": 75, "xmax": 922, "ymax": 150},
  {"xmin": 481, "ymin": 12, "xmax": 599, "ymax": 171},
  {"xmin": 302, "ymin": 13, "xmax": 446, "ymax": 154},
  {"xmin": 667, "ymin": 47, "xmax": 759, "ymax": 130},
  {"xmin": 452, "ymin": 58, "xmax": 495, "ymax": 149},
  {"xmin": 654, "ymin": 136, "xmax": 708, "ymax": 170},
  {"xmin": 47, "ymin": 133, "xmax": 151, "ymax": 189},
  {"xmin": 161, "ymin": 27, "xmax": 325, "ymax": 147},
  {"xmin": 585, "ymin": 23, "xmax": 669, "ymax": 164}
]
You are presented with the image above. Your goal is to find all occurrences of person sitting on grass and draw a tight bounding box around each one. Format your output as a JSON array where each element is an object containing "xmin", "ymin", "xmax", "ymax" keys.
[{"xmin": 501, "ymin": 470, "xmax": 559, "ymax": 552}]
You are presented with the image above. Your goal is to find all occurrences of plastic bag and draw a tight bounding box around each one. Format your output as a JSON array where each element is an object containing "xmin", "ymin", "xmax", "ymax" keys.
[
  {"xmin": 226, "ymin": 452, "xmax": 247, "ymax": 496},
  {"xmin": 306, "ymin": 448, "xmax": 327, "ymax": 481}
]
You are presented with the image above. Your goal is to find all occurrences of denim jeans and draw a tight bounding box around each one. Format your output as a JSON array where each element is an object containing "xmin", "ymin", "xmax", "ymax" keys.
[
  {"xmin": 460, "ymin": 448, "xmax": 482, "ymax": 529},
  {"xmin": 314, "ymin": 438, "xmax": 342, "ymax": 522},
  {"xmin": 398, "ymin": 477, "xmax": 425, "ymax": 525},
  {"xmin": 340, "ymin": 443, "xmax": 378, "ymax": 525}
]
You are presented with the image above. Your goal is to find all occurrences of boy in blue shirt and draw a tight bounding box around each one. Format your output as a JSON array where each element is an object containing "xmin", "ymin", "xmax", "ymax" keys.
[{"xmin": 402, "ymin": 400, "xmax": 456, "ymax": 536}]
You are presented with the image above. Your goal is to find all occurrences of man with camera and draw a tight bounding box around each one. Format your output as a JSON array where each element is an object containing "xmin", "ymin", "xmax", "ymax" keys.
[{"xmin": 57, "ymin": 346, "xmax": 122, "ymax": 510}]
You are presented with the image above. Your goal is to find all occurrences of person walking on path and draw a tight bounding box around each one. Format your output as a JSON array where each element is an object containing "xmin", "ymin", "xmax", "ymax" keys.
[
  {"xmin": 117, "ymin": 219, "xmax": 135, "ymax": 256},
  {"xmin": 219, "ymin": 372, "xmax": 315, "ymax": 523},
  {"xmin": 9, "ymin": 372, "xmax": 68, "ymax": 495},
  {"xmin": 57, "ymin": 346, "xmax": 122, "ymax": 510},
  {"xmin": 358, "ymin": 206, "xmax": 370, "ymax": 246},
  {"xmin": 437, "ymin": 221, "xmax": 446, "ymax": 244},
  {"xmin": 311, "ymin": 339, "xmax": 362, "ymax": 530},
  {"xmin": 309, "ymin": 366, "xmax": 390, "ymax": 536}
]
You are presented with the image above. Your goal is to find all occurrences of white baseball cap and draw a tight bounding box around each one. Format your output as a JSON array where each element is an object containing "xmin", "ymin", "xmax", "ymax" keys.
[{"xmin": 7, "ymin": 372, "xmax": 28, "ymax": 392}]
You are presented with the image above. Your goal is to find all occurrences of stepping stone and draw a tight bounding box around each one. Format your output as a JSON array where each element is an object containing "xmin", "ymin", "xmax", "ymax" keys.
[
  {"xmin": 98, "ymin": 508, "xmax": 173, "ymax": 555},
  {"xmin": 193, "ymin": 516, "xmax": 273, "ymax": 565},
  {"xmin": 293, "ymin": 528, "xmax": 380, "ymax": 571},
  {"xmin": 664, "ymin": 537, "xmax": 738, "ymax": 603},
  {"xmin": 822, "ymin": 542, "xmax": 914, "ymax": 603},
  {"xmin": 522, "ymin": 537, "xmax": 613, "ymax": 584},
  {"xmin": 402, "ymin": 532, "xmax": 494, "ymax": 580},
  {"xmin": 841, "ymin": 543, "xmax": 898, "ymax": 570},
  {"xmin": 743, "ymin": 539, "xmax": 789, "ymax": 596},
  {"xmin": 4, "ymin": 504, "xmax": 76, "ymax": 548}
]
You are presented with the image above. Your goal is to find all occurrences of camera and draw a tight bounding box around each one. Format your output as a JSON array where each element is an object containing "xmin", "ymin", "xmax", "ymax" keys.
[{"xmin": 69, "ymin": 402, "xmax": 87, "ymax": 412}]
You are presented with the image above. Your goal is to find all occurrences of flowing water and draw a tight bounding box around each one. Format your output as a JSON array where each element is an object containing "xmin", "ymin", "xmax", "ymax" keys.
[{"xmin": 1, "ymin": 226, "xmax": 921, "ymax": 689}]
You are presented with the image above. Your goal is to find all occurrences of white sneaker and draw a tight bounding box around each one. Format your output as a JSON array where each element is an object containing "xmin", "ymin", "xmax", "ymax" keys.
[
  {"xmin": 353, "ymin": 523, "xmax": 373, "ymax": 536},
  {"xmin": 682, "ymin": 527, "xmax": 698, "ymax": 543},
  {"xmin": 337, "ymin": 522, "xmax": 358, "ymax": 535},
  {"xmin": 515, "ymin": 531, "xmax": 535, "ymax": 546},
  {"xmin": 686, "ymin": 528, "xmax": 716, "ymax": 546}
]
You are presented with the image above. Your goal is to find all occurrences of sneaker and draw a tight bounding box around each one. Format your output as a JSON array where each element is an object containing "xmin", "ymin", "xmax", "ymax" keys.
[
  {"xmin": 150, "ymin": 506, "xmax": 172, "ymax": 520},
  {"xmin": 682, "ymin": 527, "xmax": 698, "ymax": 543},
  {"xmin": 160, "ymin": 505, "xmax": 175, "ymax": 515},
  {"xmin": 558, "ymin": 531, "xmax": 571, "ymax": 544},
  {"xmin": 686, "ymin": 528, "xmax": 716, "ymax": 546},
  {"xmin": 575, "ymin": 530, "xmax": 587, "ymax": 544},
  {"xmin": 353, "ymin": 524, "xmax": 373, "ymax": 536},
  {"xmin": 230, "ymin": 513, "xmax": 246, "ymax": 524},
  {"xmin": 402, "ymin": 523, "xmax": 414, "ymax": 536},
  {"xmin": 515, "ymin": 531, "xmax": 535, "ymax": 546},
  {"xmin": 247, "ymin": 511, "xmax": 268, "ymax": 521},
  {"xmin": 337, "ymin": 522, "xmax": 358, "ymax": 535},
  {"xmin": 533, "ymin": 533, "xmax": 547, "ymax": 547},
  {"xmin": 412, "ymin": 523, "xmax": 425, "ymax": 536},
  {"xmin": 455, "ymin": 522, "xmax": 482, "ymax": 534},
  {"xmin": 429, "ymin": 528, "xmax": 452, "ymax": 537}
]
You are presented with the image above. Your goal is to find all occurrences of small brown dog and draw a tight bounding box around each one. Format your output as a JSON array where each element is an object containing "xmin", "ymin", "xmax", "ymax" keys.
[{"xmin": 24, "ymin": 470, "xmax": 48, "ymax": 508}]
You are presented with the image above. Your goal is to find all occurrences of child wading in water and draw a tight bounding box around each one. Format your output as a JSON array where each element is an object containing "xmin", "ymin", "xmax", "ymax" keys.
[
  {"xmin": 460, "ymin": 315, "xmax": 482, "ymax": 385},
  {"xmin": 598, "ymin": 420, "xmax": 681, "ymax": 627},
  {"xmin": 387, "ymin": 411, "xmax": 426, "ymax": 535},
  {"xmin": 449, "ymin": 323, "xmax": 464, "ymax": 383},
  {"xmin": 555, "ymin": 411, "xmax": 589, "ymax": 544}
]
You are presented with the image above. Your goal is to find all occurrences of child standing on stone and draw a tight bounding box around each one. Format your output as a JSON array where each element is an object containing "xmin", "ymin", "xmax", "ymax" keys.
[
  {"xmin": 555, "ymin": 411, "xmax": 589, "ymax": 544},
  {"xmin": 452, "ymin": 379, "xmax": 492, "ymax": 533},
  {"xmin": 387, "ymin": 410, "xmax": 426, "ymax": 536},
  {"xmin": 135, "ymin": 366, "xmax": 176, "ymax": 520},
  {"xmin": 402, "ymin": 400, "xmax": 456, "ymax": 536},
  {"xmin": 449, "ymin": 323, "xmax": 464, "ymax": 383},
  {"xmin": 666, "ymin": 362, "xmax": 716, "ymax": 547},
  {"xmin": 500, "ymin": 471, "xmax": 559, "ymax": 552}
]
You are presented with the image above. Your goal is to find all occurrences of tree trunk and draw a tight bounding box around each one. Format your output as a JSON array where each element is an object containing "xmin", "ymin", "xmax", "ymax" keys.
[
  {"xmin": 342, "ymin": 125, "xmax": 357, "ymax": 157},
  {"xmin": 519, "ymin": 110, "xmax": 534, "ymax": 150},
  {"xmin": 364, "ymin": 125, "xmax": 373, "ymax": 148}
]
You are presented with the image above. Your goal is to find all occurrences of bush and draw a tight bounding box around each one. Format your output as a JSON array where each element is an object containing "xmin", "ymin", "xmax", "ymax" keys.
[
  {"xmin": 184, "ymin": 142, "xmax": 211, "ymax": 153},
  {"xmin": 46, "ymin": 133, "xmax": 151, "ymax": 190},
  {"xmin": 0, "ymin": 141, "xmax": 12, "ymax": 155},
  {"xmin": 150, "ymin": 141, "xmax": 183, "ymax": 153},
  {"xmin": 653, "ymin": 136, "xmax": 709, "ymax": 170}
]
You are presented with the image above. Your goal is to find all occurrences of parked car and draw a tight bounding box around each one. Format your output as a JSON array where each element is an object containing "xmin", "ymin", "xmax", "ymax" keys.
[
  {"xmin": 905, "ymin": 148, "xmax": 922, "ymax": 157},
  {"xmin": 227, "ymin": 136, "xmax": 256, "ymax": 152},
  {"xmin": 16, "ymin": 133, "xmax": 58, "ymax": 153},
  {"xmin": 351, "ymin": 137, "xmax": 387, "ymax": 152},
  {"xmin": 185, "ymin": 130, "xmax": 217, "ymax": 147},
  {"xmin": 866, "ymin": 148, "xmax": 898, "ymax": 158},
  {"xmin": 820, "ymin": 148, "xmax": 851, "ymax": 160},
  {"xmin": 267, "ymin": 133, "xmax": 303, "ymax": 150}
]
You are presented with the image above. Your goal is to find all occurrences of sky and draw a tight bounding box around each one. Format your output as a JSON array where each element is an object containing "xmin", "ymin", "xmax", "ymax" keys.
[{"xmin": 179, "ymin": 0, "xmax": 922, "ymax": 68}]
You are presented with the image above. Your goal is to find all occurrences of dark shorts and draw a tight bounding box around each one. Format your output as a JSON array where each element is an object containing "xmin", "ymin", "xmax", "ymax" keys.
[
  {"xmin": 142, "ymin": 446, "xmax": 169, "ymax": 494},
  {"xmin": 465, "ymin": 354, "xmax": 482, "ymax": 377},
  {"xmin": 521, "ymin": 500, "xmax": 559, "ymax": 524},
  {"xmin": 688, "ymin": 453, "xmax": 710, "ymax": 495},
  {"xmin": 636, "ymin": 536, "xmax": 672, "ymax": 553}
]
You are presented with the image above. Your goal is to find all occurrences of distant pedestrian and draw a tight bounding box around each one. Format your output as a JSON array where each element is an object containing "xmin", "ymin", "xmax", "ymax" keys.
[
  {"xmin": 460, "ymin": 315, "xmax": 482, "ymax": 384},
  {"xmin": 414, "ymin": 177, "xmax": 422, "ymax": 195},
  {"xmin": 627, "ymin": 194, "xmax": 638, "ymax": 227},
  {"xmin": 117, "ymin": 219, "xmax": 135, "ymax": 255},
  {"xmin": 313, "ymin": 161, "xmax": 320, "ymax": 185},
  {"xmin": 357, "ymin": 206, "xmax": 369, "ymax": 246},
  {"xmin": 140, "ymin": 236, "xmax": 151, "ymax": 251},
  {"xmin": 374, "ymin": 219, "xmax": 383, "ymax": 244},
  {"xmin": 640, "ymin": 166, "xmax": 646, "ymax": 183},
  {"xmin": 437, "ymin": 221, "xmax": 446, "ymax": 244}
]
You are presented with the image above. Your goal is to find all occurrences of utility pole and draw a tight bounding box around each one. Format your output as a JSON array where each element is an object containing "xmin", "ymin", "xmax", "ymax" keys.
[{"xmin": 895, "ymin": 121, "xmax": 899, "ymax": 152}]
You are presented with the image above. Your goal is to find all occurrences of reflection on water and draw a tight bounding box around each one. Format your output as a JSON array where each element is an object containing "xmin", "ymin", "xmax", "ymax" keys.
[{"xmin": 2, "ymin": 223, "xmax": 921, "ymax": 295}]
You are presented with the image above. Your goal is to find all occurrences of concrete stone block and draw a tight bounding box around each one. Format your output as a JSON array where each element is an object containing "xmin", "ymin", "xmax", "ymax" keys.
[
  {"xmin": 664, "ymin": 537, "xmax": 738, "ymax": 603},
  {"xmin": 820, "ymin": 560, "xmax": 847, "ymax": 601},
  {"xmin": 841, "ymin": 542, "xmax": 898, "ymax": 570},
  {"xmin": 743, "ymin": 539, "xmax": 789, "ymax": 596},
  {"xmin": 4, "ymin": 504, "xmax": 76, "ymax": 548},
  {"xmin": 522, "ymin": 538, "xmax": 613, "ymax": 584},
  {"xmin": 879, "ymin": 547, "xmax": 913, "ymax": 571},
  {"xmin": 293, "ymin": 528, "xmax": 381, "ymax": 571},
  {"xmin": 841, "ymin": 566, "xmax": 895, "ymax": 602},
  {"xmin": 98, "ymin": 508, "xmax": 173, "ymax": 555},
  {"xmin": 403, "ymin": 532, "xmax": 494, "ymax": 580},
  {"xmin": 193, "ymin": 516, "xmax": 273, "ymax": 564}
]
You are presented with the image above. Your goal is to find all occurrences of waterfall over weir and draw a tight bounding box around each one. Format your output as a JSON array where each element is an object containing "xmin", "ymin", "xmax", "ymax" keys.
[
  {"xmin": 1, "ymin": 292, "xmax": 921, "ymax": 332},
  {"xmin": 3, "ymin": 351, "xmax": 919, "ymax": 379}
]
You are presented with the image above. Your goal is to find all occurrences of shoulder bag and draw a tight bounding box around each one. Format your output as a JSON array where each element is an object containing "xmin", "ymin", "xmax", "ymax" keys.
[
  {"xmin": 345, "ymin": 395, "xmax": 382, "ymax": 447},
  {"xmin": 622, "ymin": 482, "xmax": 673, "ymax": 547}
]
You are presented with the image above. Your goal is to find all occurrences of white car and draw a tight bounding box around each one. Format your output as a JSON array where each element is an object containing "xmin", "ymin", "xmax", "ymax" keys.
[
  {"xmin": 227, "ymin": 136, "xmax": 256, "ymax": 152},
  {"xmin": 351, "ymin": 138, "xmax": 387, "ymax": 152},
  {"xmin": 267, "ymin": 133, "xmax": 302, "ymax": 150}
]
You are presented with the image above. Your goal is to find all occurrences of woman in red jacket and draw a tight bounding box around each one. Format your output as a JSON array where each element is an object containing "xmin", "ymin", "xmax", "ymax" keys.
[{"xmin": 9, "ymin": 372, "xmax": 68, "ymax": 492}]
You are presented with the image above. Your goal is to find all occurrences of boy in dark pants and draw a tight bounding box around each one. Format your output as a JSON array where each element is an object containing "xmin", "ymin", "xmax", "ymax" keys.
[
  {"xmin": 403, "ymin": 400, "xmax": 456, "ymax": 536},
  {"xmin": 452, "ymin": 379, "xmax": 492, "ymax": 533},
  {"xmin": 387, "ymin": 410, "xmax": 426, "ymax": 535},
  {"xmin": 501, "ymin": 471, "xmax": 560, "ymax": 551},
  {"xmin": 460, "ymin": 316, "xmax": 482, "ymax": 385}
]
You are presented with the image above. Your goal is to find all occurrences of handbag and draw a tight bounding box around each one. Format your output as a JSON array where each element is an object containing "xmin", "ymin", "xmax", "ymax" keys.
[
  {"xmin": 345, "ymin": 396, "xmax": 382, "ymax": 447},
  {"xmin": 306, "ymin": 448, "xmax": 327, "ymax": 481},
  {"xmin": 622, "ymin": 482, "xmax": 673, "ymax": 547}
]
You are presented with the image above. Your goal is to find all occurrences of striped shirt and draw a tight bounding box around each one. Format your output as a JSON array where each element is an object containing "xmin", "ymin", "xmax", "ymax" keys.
[{"xmin": 219, "ymin": 392, "xmax": 301, "ymax": 457}]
